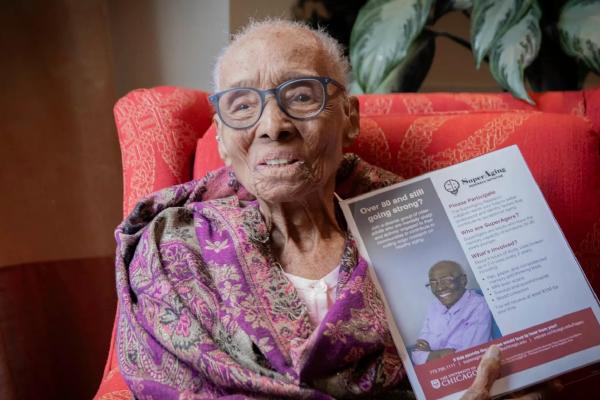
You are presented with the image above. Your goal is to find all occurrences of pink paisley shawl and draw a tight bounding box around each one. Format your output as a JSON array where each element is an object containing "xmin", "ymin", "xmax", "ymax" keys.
[{"xmin": 116, "ymin": 154, "xmax": 413, "ymax": 399}]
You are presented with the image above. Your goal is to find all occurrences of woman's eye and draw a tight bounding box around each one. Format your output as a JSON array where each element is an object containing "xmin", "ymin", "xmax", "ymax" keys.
[
  {"xmin": 292, "ymin": 93, "xmax": 312, "ymax": 102},
  {"xmin": 229, "ymin": 100, "xmax": 256, "ymax": 114}
]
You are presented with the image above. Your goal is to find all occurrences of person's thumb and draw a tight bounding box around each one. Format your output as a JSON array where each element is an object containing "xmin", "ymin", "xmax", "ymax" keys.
[
  {"xmin": 472, "ymin": 345, "xmax": 501, "ymax": 391},
  {"xmin": 461, "ymin": 345, "xmax": 501, "ymax": 400}
]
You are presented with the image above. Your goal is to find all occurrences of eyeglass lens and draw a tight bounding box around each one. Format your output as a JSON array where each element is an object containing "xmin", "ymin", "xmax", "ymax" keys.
[
  {"xmin": 217, "ymin": 78, "xmax": 326, "ymax": 129},
  {"xmin": 280, "ymin": 79, "xmax": 325, "ymax": 116}
]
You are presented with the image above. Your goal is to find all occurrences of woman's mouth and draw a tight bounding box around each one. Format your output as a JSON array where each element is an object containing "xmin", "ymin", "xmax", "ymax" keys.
[
  {"xmin": 263, "ymin": 158, "xmax": 300, "ymax": 166},
  {"xmin": 258, "ymin": 155, "xmax": 304, "ymax": 169}
]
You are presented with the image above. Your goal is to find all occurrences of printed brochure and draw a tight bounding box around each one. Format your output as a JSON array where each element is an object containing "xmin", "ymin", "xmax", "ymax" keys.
[{"xmin": 340, "ymin": 146, "xmax": 600, "ymax": 400}]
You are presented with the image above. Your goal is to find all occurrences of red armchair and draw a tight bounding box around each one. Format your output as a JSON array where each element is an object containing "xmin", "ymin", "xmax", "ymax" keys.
[{"xmin": 95, "ymin": 87, "xmax": 600, "ymax": 398}]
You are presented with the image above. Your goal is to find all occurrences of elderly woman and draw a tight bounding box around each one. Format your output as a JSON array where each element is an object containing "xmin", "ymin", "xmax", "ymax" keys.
[{"xmin": 114, "ymin": 20, "xmax": 532, "ymax": 399}]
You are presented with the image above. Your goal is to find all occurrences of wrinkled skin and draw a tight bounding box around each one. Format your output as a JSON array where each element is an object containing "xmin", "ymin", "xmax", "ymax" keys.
[
  {"xmin": 216, "ymin": 29, "xmax": 355, "ymax": 204},
  {"xmin": 215, "ymin": 26, "xmax": 359, "ymax": 279},
  {"xmin": 214, "ymin": 24, "xmax": 555, "ymax": 399}
]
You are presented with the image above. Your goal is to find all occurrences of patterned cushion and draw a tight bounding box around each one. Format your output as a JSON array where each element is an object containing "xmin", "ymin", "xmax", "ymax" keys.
[{"xmin": 357, "ymin": 91, "xmax": 586, "ymax": 116}]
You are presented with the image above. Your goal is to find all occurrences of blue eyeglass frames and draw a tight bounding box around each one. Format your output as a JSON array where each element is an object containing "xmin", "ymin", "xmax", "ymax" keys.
[{"xmin": 209, "ymin": 76, "xmax": 345, "ymax": 129}]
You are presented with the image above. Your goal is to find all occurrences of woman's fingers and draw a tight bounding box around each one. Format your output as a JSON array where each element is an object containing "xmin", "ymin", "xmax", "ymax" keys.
[
  {"xmin": 471, "ymin": 346, "xmax": 501, "ymax": 391},
  {"xmin": 460, "ymin": 347, "xmax": 562, "ymax": 400},
  {"xmin": 460, "ymin": 345, "xmax": 501, "ymax": 400}
]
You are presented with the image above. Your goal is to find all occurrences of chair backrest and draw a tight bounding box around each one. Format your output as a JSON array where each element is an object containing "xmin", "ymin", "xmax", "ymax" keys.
[{"xmin": 113, "ymin": 86, "xmax": 214, "ymax": 217}]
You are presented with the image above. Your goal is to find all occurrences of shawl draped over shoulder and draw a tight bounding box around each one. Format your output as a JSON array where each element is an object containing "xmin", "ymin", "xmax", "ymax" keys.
[{"xmin": 115, "ymin": 154, "xmax": 413, "ymax": 399}]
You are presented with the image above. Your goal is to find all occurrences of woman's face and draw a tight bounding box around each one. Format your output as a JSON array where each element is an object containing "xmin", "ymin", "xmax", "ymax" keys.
[{"xmin": 215, "ymin": 28, "xmax": 358, "ymax": 204}]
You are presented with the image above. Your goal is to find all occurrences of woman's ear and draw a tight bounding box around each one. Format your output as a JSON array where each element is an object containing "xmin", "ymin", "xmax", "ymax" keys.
[
  {"xmin": 214, "ymin": 116, "xmax": 232, "ymax": 166},
  {"xmin": 342, "ymin": 96, "xmax": 360, "ymax": 147}
]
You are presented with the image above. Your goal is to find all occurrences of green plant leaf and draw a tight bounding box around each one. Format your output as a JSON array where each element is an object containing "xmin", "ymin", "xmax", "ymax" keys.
[
  {"xmin": 349, "ymin": 80, "xmax": 364, "ymax": 94},
  {"xmin": 434, "ymin": 0, "xmax": 473, "ymax": 21},
  {"xmin": 489, "ymin": 2, "xmax": 541, "ymax": 104},
  {"xmin": 471, "ymin": 0, "xmax": 532, "ymax": 68},
  {"xmin": 558, "ymin": 0, "xmax": 600, "ymax": 74},
  {"xmin": 450, "ymin": 0, "xmax": 473, "ymax": 10},
  {"xmin": 374, "ymin": 30, "xmax": 436, "ymax": 92},
  {"xmin": 350, "ymin": 0, "xmax": 434, "ymax": 93}
]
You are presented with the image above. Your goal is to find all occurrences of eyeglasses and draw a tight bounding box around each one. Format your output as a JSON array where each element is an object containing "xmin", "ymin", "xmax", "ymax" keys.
[
  {"xmin": 425, "ymin": 274, "xmax": 465, "ymax": 289},
  {"xmin": 209, "ymin": 76, "xmax": 345, "ymax": 130}
]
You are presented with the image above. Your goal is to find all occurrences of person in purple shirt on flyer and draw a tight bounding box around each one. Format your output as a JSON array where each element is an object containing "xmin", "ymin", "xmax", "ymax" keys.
[{"xmin": 412, "ymin": 260, "xmax": 493, "ymax": 365}]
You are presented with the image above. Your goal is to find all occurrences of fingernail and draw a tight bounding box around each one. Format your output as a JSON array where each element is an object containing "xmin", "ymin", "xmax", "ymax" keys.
[{"xmin": 484, "ymin": 345, "xmax": 500, "ymax": 360}]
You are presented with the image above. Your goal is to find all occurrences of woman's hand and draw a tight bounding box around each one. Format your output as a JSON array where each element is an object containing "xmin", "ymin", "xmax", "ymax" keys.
[
  {"xmin": 461, "ymin": 345, "xmax": 502, "ymax": 400},
  {"xmin": 460, "ymin": 346, "xmax": 562, "ymax": 400}
]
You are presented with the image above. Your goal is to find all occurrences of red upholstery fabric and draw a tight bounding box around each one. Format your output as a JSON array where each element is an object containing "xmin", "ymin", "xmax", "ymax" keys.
[
  {"xmin": 358, "ymin": 91, "xmax": 586, "ymax": 115},
  {"xmin": 114, "ymin": 86, "xmax": 213, "ymax": 217},
  {"xmin": 96, "ymin": 88, "xmax": 600, "ymax": 399},
  {"xmin": 585, "ymin": 89, "xmax": 600, "ymax": 132},
  {"xmin": 193, "ymin": 123, "xmax": 222, "ymax": 181},
  {"xmin": 192, "ymin": 90, "xmax": 593, "ymax": 178}
]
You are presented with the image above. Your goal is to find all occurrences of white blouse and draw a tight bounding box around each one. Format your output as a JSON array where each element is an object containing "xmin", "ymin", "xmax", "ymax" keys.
[{"xmin": 285, "ymin": 266, "xmax": 340, "ymax": 326}]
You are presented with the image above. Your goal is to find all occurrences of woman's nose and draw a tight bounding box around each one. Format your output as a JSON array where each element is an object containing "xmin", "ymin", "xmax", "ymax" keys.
[{"xmin": 256, "ymin": 99, "xmax": 297, "ymax": 141}]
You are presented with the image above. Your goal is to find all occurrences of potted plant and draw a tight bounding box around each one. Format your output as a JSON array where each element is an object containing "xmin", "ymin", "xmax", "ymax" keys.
[{"xmin": 345, "ymin": 0, "xmax": 600, "ymax": 103}]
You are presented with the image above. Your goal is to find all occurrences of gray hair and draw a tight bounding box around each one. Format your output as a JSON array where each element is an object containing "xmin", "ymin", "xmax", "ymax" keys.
[{"xmin": 212, "ymin": 18, "xmax": 350, "ymax": 91}]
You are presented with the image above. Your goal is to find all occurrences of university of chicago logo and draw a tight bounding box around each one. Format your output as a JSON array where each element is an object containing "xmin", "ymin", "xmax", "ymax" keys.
[
  {"xmin": 443, "ymin": 179, "xmax": 460, "ymax": 195},
  {"xmin": 430, "ymin": 378, "xmax": 441, "ymax": 389}
]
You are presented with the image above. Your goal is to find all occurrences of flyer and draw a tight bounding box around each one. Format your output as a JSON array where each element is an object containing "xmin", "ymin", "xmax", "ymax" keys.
[{"xmin": 340, "ymin": 146, "xmax": 600, "ymax": 400}]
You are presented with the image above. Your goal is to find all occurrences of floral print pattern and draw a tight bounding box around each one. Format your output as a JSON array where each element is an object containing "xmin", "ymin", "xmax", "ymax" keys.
[{"xmin": 116, "ymin": 155, "xmax": 405, "ymax": 399}]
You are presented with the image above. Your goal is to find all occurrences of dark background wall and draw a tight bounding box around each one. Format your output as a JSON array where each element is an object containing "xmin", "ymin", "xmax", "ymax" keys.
[
  {"xmin": 0, "ymin": 1, "xmax": 228, "ymax": 398},
  {"xmin": 0, "ymin": 1, "xmax": 121, "ymax": 398},
  {"xmin": 0, "ymin": 0, "xmax": 122, "ymax": 268}
]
